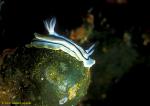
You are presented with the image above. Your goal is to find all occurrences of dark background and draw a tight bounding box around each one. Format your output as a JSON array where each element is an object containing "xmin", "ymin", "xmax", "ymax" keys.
[
  {"xmin": 1, "ymin": 0, "xmax": 150, "ymax": 47},
  {"xmin": 1, "ymin": 0, "xmax": 150, "ymax": 105}
]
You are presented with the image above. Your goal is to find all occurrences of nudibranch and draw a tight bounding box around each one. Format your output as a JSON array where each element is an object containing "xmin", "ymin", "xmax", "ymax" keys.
[{"xmin": 29, "ymin": 17, "xmax": 95, "ymax": 68}]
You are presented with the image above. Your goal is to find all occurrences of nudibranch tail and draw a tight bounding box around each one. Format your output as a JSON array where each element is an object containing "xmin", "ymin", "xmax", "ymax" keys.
[
  {"xmin": 87, "ymin": 49, "xmax": 95, "ymax": 58},
  {"xmin": 86, "ymin": 43, "xmax": 95, "ymax": 54}
]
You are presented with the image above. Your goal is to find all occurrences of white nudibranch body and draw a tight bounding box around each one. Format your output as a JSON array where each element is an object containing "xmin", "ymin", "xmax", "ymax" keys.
[{"xmin": 31, "ymin": 17, "xmax": 95, "ymax": 68}]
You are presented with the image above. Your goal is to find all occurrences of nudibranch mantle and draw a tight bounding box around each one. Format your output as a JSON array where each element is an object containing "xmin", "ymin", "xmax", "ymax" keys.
[{"xmin": 30, "ymin": 17, "xmax": 95, "ymax": 68}]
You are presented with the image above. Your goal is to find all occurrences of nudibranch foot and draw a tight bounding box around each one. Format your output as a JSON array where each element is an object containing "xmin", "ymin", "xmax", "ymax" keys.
[
  {"xmin": 31, "ymin": 40, "xmax": 81, "ymax": 60},
  {"xmin": 30, "ymin": 40, "xmax": 61, "ymax": 50}
]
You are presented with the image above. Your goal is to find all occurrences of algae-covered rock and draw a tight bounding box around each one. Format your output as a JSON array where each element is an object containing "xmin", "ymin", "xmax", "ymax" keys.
[{"xmin": 0, "ymin": 46, "xmax": 91, "ymax": 106}]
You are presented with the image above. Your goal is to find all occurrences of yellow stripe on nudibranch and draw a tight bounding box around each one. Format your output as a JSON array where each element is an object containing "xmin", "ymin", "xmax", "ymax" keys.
[{"xmin": 31, "ymin": 17, "xmax": 95, "ymax": 68}]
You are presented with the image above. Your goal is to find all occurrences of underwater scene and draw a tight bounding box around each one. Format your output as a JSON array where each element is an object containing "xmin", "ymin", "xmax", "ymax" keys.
[{"xmin": 0, "ymin": 0, "xmax": 150, "ymax": 106}]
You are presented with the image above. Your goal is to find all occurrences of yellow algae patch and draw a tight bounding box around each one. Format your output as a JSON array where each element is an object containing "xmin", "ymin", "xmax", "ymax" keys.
[{"xmin": 68, "ymin": 83, "xmax": 80, "ymax": 100}]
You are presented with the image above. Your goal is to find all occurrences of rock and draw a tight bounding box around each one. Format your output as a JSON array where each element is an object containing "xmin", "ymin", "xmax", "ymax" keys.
[{"xmin": 0, "ymin": 46, "xmax": 91, "ymax": 106}]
